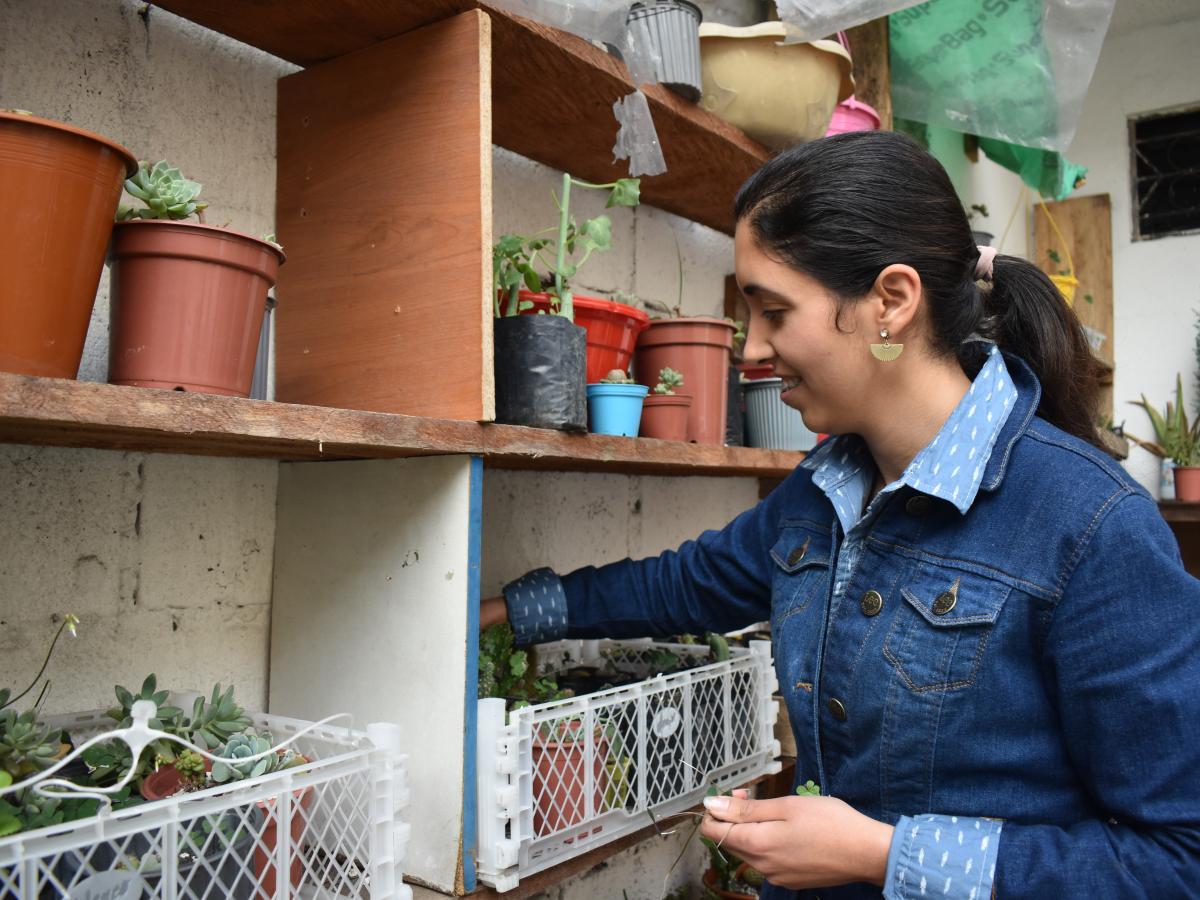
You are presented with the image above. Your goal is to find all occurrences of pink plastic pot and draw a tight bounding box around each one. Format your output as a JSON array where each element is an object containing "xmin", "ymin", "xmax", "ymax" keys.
[{"xmin": 825, "ymin": 95, "xmax": 880, "ymax": 136}]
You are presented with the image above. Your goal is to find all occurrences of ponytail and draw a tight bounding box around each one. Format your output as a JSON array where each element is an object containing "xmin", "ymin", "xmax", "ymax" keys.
[{"xmin": 981, "ymin": 256, "xmax": 1106, "ymax": 453}]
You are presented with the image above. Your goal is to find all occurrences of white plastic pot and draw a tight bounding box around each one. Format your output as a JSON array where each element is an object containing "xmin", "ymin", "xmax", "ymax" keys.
[{"xmin": 698, "ymin": 22, "xmax": 853, "ymax": 150}]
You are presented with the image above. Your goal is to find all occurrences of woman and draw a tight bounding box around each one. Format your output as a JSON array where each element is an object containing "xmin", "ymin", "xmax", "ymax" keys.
[{"xmin": 482, "ymin": 131, "xmax": 1200, "ymax": 898}]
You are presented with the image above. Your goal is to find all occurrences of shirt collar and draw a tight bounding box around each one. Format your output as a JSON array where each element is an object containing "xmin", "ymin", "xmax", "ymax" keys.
[{"xmin": 801, "ymin": 345, "xmax": 1018, "ymax": 526}]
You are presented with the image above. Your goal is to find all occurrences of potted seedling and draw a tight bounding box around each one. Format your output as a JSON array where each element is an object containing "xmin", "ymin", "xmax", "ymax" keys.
[
  {"xmin": 640, "ymin": 367, "xmax": 692, "ymax": 442},
  {"xmin": 634, "ymin": 241, "xmax": 737, "ymax": 445},
  {"xmin": 107, "ymin": 160, "xmax": 285, "ymax": 397},
  {"xmin": 493, "ymin": 173, "xmax": 640, "ymax": 430},
  {"xmin": 587, "ymin": 368, "xmax": 649, "ymax": 437},
  {"xmin": 1130, "ymin": 374, "xmax": 1200, "ymax": 502},
  {"xmin": 0, "ymin": 110, "xmax": 136, "ymax": 379}
]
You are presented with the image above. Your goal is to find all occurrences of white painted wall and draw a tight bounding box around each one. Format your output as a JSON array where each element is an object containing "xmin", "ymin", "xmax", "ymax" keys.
[{"xmin": 1067, "ymin": 13, "xmax": 1200, "ymax": 494}]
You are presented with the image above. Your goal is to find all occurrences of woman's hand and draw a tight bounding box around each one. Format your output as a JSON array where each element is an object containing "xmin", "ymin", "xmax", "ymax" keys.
[
  {"xmin": 698, "ymin": 789, "xmax": 894, "ymax": 890},
  {"xmin": 480, "ymin": 595, "xmax": 508, "ymax": 629}
]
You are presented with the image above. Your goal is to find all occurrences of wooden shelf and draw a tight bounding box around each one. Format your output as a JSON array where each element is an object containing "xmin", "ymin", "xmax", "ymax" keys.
[
  {"xmin": 156, "ymin": 1, "xmax": 768, "ymax": 235},
  {"xmin": 1159, "ymin": 501, "xmax": 1200, "ymax": 524},
  {"xmin": 0, "ymin": 374, "xmax": 804, "ymax": 478}
]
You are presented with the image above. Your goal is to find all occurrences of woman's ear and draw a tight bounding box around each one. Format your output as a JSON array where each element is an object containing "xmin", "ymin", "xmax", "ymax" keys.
[{"xmin": 872, "ymin": 264, "xmax": 922, "ymax": 336}]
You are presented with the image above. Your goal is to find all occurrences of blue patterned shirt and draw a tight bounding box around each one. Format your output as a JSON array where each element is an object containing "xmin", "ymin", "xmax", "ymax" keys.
[{"xmin": 504, "ymin": 346, "xmax": 1017, "ymax": 899}]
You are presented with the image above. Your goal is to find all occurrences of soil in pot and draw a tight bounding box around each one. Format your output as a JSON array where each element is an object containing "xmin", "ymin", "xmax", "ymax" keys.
[
  {"xmin": 494, "ymin": 314, "xmax": 587, "ymax": 431},
  {"xmin": 0, "ymin": 111, "xmax": 136, "ymax": 378},
  {"xmin": 107, "ymin": 220, "xmax": 284, "ymax": 396}
]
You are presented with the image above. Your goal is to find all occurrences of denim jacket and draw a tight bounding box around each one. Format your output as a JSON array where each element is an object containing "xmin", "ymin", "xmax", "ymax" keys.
[{"xmin": 506, "ymin": 351, "xmax": 1200, "ymax": 898}]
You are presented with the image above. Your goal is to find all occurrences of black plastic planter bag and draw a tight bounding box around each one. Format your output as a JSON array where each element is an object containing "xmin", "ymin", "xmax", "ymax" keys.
[{"xmin": 494, "ymin": 314, "xmax": 587, "ymax": 431}]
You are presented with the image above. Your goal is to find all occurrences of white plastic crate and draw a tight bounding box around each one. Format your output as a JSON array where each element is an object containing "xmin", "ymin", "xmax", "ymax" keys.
[
  {"xmin": 0, "ymin": 705, "xmax": 411, "ymax": 899},
  {"xmin": 476, "ymin": 639, "xmax": 781, "ymax": 891}
]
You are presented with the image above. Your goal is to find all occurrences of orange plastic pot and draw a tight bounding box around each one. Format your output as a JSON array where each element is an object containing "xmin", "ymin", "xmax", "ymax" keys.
[
  {"xmin": 108, "ymin": 220, "xmax": 284, "ymax": 396},
  {"xmin": 531, "ymin": 723, "xmax": 607, "ymax": 838},
  {"xmin": 0, "ymin": 111, "xmax": 136, "ymax": 378},
  {"xmin": 640, "ymin": 392, "xmax": 692, "ymax": 441},
  {"xmin": 634, "ymin": 317, "xmax": 735, "ymax": 444},
  {"xmin": 1174, "ymin": 466, "xmax": 1200, "ymax": 502},
  {"xmin": 517, "ymin": 291, "xmax": 649, "ymax": 383}
]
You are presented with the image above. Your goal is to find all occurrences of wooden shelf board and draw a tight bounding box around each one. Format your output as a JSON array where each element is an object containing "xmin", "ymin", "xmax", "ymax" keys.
[
  {"xmin": 154, "ymin": 1, "xmax": 768, "ymax": 235},
  {"xmin": 1159, "ymin": 501, "xmax": 1200, "ymax": 524},
  {"xmin": 0, "ymin": 375, "xmax": 804, "ymax": 477}
]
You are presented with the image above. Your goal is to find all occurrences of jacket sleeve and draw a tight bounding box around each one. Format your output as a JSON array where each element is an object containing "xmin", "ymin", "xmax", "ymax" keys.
[
  {"xmin": 995, "ymin": 490, "xmax": 1200, "ymax": 897},
  {"xmin": 556, "ymin": 470, "xmax": 806, "ymax": 640}
]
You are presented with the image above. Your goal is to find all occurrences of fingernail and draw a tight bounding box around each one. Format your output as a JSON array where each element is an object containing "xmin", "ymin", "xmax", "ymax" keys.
[{"xmin": 703, "ymin": 796, "xmax": 729, "ymax": 813}]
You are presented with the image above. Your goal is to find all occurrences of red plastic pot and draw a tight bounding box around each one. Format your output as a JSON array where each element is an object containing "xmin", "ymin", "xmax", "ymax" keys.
[
  {"xmin": 640, "ymin": 392, "xmax": 692, "ymax": 441},
  {"xmin": 255, "ymin": 783, "xmax": 314, "ymax": 899},
  {"xmin": 736, "ymin": 362, "xmax": 775, "ymax": 380},
  {"xmin": 517, "ymin": 291, "xmax": 649, "ymax": 383},
  {"xmin": 0, "ymin": 111, "xmax": 136, "ymax": 378},
  {"xmin": 634, "ymin": 317, "xmax": 735, "ymax": 444},
  {"xmin": 107, "ymin": 220, "xmax": 284, "ymax": 396}
]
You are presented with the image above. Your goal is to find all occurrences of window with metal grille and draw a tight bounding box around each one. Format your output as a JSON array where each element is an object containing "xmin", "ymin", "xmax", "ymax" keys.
[{"xmin": 1129, "ymin": 105, "xmax": 1200, "ymax": 240}]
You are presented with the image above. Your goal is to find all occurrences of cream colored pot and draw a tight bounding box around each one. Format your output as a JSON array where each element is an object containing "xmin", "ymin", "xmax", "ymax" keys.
[{"xmin": 698, "ymin": 22, "xmax": 854, "ymax": 150}]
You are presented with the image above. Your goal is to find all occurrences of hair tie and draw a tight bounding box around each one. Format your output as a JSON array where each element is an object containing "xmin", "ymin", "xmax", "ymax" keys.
[{"xmin": 975, "ymin": 246, "xmax": 997, "ymax": 281}]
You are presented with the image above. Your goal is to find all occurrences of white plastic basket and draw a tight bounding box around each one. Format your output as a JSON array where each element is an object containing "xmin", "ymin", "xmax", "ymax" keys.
[
  {"xmin": 0, "ymin": 709, "xmax": 411, "ymax": 899},
  {"xmin": 476, "ymin": 639, "xmax": 781, "ymax": 892}
]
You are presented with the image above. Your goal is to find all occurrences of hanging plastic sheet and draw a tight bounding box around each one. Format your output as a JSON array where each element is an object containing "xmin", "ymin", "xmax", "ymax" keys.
[
  {"xmin": 889, "ymin": 0, "xmax": 1116, "ymax": 151},
  {"xmin": 774, "ymin": 0, "xmax": 926, "ymax": 42},
  {"xmin": 487, "ymin": 0, "xmax": 668, "ymax": 176}
]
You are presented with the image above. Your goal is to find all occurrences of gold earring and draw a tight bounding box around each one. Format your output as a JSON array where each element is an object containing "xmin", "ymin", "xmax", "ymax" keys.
[{"xmin": 869, "ymin": 328, "xmax": 903, "ymax": 362}]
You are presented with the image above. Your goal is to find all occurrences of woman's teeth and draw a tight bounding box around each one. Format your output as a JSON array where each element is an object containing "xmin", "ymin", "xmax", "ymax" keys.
[{"xmin": 781, "ymin": 377, "xmax": 801, "ymax": 390}]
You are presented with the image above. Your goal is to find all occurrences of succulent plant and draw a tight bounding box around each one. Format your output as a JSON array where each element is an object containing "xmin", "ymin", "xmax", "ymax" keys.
[
  {"xmin": 0, "ymin": 708, "xmax": 62, "ymax": 779},
  {"xmin": 654, "ymin": 367, "xmax": 684, "ymax": 395},
  {"xmin": 186, "ymin": 682, "xmax": 252, "ymax": 750},
  {"xmin": 600, "ymin": 369, "xmax": 634, "ymax": 384},
  {"xmin": 116, "ymin": 160, "xmax": 207, "ymax": 222},
  {"xmin": 211, "ymin": 731, "xmax": 299, "ymax": 783},
  {"xmin": 174, "ymin": 749, "xmax": 207, "ymax": 787}
]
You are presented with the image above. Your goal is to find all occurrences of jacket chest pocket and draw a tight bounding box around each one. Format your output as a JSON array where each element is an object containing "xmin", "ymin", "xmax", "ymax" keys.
[
  {"xmin": 883, "ymin": 569, "xmax": 1009, "ymax": 693},
  {"xmin": 768, "ymin": 526, "xmax": 832, "ymax": 626}
]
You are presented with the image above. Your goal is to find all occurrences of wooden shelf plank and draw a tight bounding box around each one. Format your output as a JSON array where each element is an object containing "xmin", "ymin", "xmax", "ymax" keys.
[
  {"xmin": 154, "ymin": 1, "xmax": 768, "ymax": 235},
  {"xmin": 0, "ymin": 374, "xmax": 804, "ymax": 477},
  {"xmin": 1160, "ymin": 501, "xmax": 1200, "ymax": 524}
]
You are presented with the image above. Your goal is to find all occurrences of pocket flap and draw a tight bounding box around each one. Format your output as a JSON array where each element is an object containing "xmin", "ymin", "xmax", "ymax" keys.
[
  {"xmin": 769, "ymin": 526, "xmax": 832, "ymax": 573},
  {"xmin": 900, "ymin": 572, "xmax": 1009, "ymax": 627}
]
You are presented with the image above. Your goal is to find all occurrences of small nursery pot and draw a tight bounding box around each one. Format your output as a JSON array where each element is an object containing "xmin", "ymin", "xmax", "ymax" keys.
[
  {"xmin": 1174, "ymin": 466, "xmax": 1200, "ymax": 502},
  {"xmin": 586, "ymin": 382, "xmax": 648, "ymax": 436},
  {"xmin": 634, "ymin": 316, "xmax": 735, "ymax": 444},
  {"xmin": 639, "ymin": 392, "xmax": 691, "ymax": 441},
  {"xmin": 494, "ymin": 314, "xmax": 587, "ymax": 431},
  {"xmin": 107, "ymin": 220, "xmax": 285, "ymax": 396}
]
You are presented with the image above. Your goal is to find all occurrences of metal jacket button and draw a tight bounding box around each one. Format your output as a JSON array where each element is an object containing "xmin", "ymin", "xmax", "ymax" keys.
[
  {"xmin": 860, "ymin": 590, "xmax": 883, "ymax": 617},
  {"xmin": 787, "ymin": 539, "xmax": 809, "ymax": 567},
  {"xmin": 827, "ymin": 697, "xmax": 847, "ymax": 722},
  {"xmin": 905, "ymin": 495, "xmax": 931, "ymax": 517},
  {"xmin": 932, "ymin": 590, "xmax": 957, "ymax": 615}
]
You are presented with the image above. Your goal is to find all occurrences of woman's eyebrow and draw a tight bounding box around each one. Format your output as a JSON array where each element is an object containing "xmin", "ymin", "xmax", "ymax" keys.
[{"xmin": 741, "ymin": 282, "xmax": 791, "ymax": 302}]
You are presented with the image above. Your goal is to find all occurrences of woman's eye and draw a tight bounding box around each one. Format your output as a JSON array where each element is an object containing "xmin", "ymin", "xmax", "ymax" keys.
[{"xmin": 761, "ymin": 309, "xmax": 785, "ymax": 323}]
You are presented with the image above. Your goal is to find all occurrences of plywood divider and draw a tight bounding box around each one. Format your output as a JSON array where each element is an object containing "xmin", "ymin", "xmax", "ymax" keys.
[
  {"xmin": 275, "ymin": 10, "xmax": 494, "ymax": 421},
  {"xmin": 1033, "ymin": 193, "xmax": 1114, "ymax": 418}
]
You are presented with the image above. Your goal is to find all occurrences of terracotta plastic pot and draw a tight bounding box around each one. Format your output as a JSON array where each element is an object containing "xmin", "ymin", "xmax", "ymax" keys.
[
  {"xmin": 634, "ymin": 317, "xmax": 735, "ymax": 444},
  {"xmin": 255, "ymin": 783, "xmax": 314, "ymax": 899},
  {"xmin": 108, "ymin": 220, "xmax": 285, "ymax": 396},
  {"xmin": 0, "ymin": 111, "xmax": 136, "ymax": 378},
  {"xmin": 1174, "ymin": 466, "xmax": 1200, "ymax": 502},
  {"xmin": 702, "ymin": 865, "xmax": 758, "ymax": 899},
  {"xmin": 531, "ymin": 723, "xmax": 607, "ymax": 837},
  {"xmin": 518, "ymin": 291, "xmax": 649, "ymax": 383},
  {"xmin": 640, "ymin": 392, "xmax": 691, "ymax": 441}
]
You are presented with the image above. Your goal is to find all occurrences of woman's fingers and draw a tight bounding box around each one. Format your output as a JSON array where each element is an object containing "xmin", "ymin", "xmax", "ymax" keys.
[{"xmin": 702, "ymin": 794, "xmax": 796, "ymax": 824}]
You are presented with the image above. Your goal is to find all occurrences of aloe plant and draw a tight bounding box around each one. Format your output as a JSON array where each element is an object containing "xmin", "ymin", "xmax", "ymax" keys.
[
  {"xmin": 493, "ymin": 174, "xmax": 640, "ymax": 322},
  {"xmin": 116, "ymin": 160, "xmax": 207, "ymax": 222},
  {"xmin": 1130, "ymin": 373, "xmax": 1200, "ymax": 466}
]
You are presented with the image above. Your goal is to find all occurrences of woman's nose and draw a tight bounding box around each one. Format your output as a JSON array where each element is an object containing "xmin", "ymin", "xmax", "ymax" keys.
[{"xmin": 741, "ymin": 317, "xmax": 773, "ymax": 365}]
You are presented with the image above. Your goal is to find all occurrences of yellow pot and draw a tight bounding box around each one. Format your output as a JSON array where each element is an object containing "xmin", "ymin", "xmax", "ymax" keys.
[
  {"xmin": 1049, "ymin": 273, "xmax": 1079, "ymax": 307},
  {"xmin": 697, "ymin": 22, "xmax": 853, "ymax": 150}
]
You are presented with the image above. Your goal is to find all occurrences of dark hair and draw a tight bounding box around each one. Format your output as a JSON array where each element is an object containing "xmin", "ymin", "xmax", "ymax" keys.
[{"xmin": 734, "ymin": 130, "xmax": 1106, "ymax": 453}]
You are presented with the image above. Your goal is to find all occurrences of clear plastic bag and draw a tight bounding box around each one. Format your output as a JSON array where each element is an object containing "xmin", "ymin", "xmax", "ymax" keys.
[
  {"xmin": 774, "ymin": 0, "xmax": 926, "ymax": 40},
  {"xmin": 889, "ymin": 0, "xmax": 1117, "ymax": 151},
  {"xmin": 612, "ymin": 90, "xmax": 668, "ymax": 176}
]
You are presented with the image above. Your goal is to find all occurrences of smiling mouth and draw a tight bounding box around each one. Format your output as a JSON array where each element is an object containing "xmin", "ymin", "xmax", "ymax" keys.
[{"xmin": 780, "ymin": 377, "xmax": 802, "ymax": 391}]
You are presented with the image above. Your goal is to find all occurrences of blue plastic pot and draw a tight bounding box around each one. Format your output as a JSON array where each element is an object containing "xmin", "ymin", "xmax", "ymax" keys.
[{"xmin": 587, "ymin": 383, "xmax": 649, "ymax": 436}]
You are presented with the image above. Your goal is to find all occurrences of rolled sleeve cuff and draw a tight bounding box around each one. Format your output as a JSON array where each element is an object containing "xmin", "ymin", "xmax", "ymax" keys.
[
  {"xmin": 503, "ymin": 567, "xmax": 569, "ymax": 646},
  {"xmin": 883, "ymin": 814, "xmax": 1002, "ymax": 900}
]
